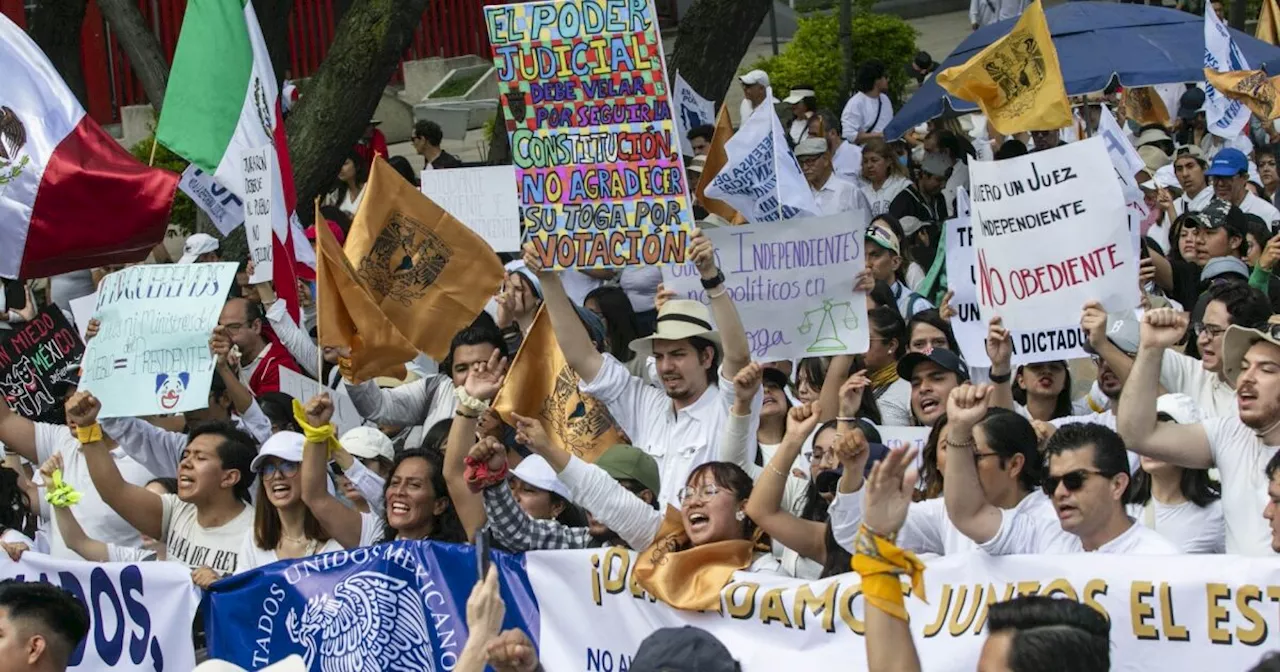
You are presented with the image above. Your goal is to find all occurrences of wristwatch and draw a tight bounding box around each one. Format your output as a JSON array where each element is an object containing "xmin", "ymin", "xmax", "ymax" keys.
[{"xmin": 700, "ymin": 270, "xmax": 725, "ymax": 290}]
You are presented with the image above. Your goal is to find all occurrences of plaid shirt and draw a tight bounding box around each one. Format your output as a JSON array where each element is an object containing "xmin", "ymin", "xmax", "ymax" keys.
[{"xmin": 483, "ymin": 484, "xmax": 593, "ymax": 551}]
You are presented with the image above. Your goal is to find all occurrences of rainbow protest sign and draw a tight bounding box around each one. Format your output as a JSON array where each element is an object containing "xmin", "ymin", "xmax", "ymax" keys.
[{"xmin": 484, "ymin": 0, "xmax": 693, "ymax": 270}]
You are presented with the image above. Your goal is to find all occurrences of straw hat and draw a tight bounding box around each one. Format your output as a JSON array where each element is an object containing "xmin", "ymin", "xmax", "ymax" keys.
[{"xmin": 629, "ymin": 300, "xmax": 722, "ymax": 358}]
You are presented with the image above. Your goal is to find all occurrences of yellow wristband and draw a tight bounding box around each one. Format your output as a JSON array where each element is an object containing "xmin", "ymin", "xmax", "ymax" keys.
[
  {"xmin": 292, "ymin": 399, "xmax": 340, "ymax": 456},
  {"xmin": 75, "ymin": 423, "xmax": 103, "ymax": 444}
]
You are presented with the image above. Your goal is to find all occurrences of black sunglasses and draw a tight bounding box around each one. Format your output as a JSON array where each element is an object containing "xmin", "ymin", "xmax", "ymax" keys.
[{"xmin": 1042, "ymin": 468, "xmax": 1112, "ymax": 496}]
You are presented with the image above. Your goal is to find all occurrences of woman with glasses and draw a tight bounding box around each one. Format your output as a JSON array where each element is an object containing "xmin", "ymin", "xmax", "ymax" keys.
[{"xmin": 237, "ymin": 432, "xmax": 341, "ymax": 571}]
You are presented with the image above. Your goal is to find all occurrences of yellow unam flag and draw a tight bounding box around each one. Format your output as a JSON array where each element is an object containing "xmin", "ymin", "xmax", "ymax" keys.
[
  {"xmin": 1122, "ymin": 87, "xmax": 1170, "ymax": 126},
  {"xmin": 935, "ymin": 0, "xmax": 1072, "ymax": 136},
  {"xmin": 314, "ymin": 203, "xmax": 417, "ymax": 383},
  {"xmin": 1258, "ymin": 0, "xmax": 1280, "ymax": 45},
  {"xmin": 492, "ymin": 307, "xmax": 626, "ymax": 463},
  {"xmin": 1204, "ymin": 68, "xmax": 1280, "ymax": 121},
  {"xmin": 344, "ymin": 156, "xmax": 504, "ymax": 361},
  {"xmin": 695, "ymin": 105, "xmax": 745, "ymax": 224}
]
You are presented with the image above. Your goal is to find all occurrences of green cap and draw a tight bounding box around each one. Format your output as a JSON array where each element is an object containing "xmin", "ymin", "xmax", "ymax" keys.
[{"xmin": 594, "ymin": 444, "xmax": 661, "ymax": 496}]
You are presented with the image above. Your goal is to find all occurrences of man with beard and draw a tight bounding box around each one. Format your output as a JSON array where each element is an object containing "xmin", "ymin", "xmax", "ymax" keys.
[
  {"xmin": 524, "ymin": 230, "xmax": 760, "ymax": 507},
  {"xmin": 1118, "ymin": 311, "xmax": 1280, "ymax": 555},
  {"xmin": 1082, "ymin": 282, "xmax": 1270, "ymax": 418}
]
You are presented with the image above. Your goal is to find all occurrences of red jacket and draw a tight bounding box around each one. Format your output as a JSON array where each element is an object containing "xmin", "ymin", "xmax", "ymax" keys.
[{"xmin": 247, "ymin": 340, "xmax": 300, "ymax": 396}]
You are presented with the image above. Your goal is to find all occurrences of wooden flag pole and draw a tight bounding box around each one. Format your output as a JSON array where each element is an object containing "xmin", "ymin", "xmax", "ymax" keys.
[
  {"xmin": 148, "ymin": 137, "xmax": 159, "ymax": 167},
  {"xmin": 314, "ymin": 198, "xmax": 325, "ymax": 386}
]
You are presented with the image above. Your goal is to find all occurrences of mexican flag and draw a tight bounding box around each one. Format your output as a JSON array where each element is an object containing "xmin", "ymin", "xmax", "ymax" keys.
[
  {"xmin": 0, "ymin": 14, "xmax": 176, "ymax": 279},
  {"xmin": 156, "ymin": 0, "xmax": 315, "ymax": 319}
]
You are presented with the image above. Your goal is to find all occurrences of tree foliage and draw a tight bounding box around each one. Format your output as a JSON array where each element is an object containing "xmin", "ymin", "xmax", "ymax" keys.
[
  {"xmin": 128, "ymin": 135, "xmax": 196, "ymax": 236},
  {"xmin": 752, "ymin": 11, "xmax": 917, "ymax": 113}
]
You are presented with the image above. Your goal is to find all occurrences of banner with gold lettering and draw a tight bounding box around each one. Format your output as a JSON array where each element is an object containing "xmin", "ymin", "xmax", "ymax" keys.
[
  {"xmin": 528, "ymin": 548, "xmax": 1280, "ymax": 671},
  {"xmin": 492, "ymin": 307, "xmax": 627, "ymax": 462}
]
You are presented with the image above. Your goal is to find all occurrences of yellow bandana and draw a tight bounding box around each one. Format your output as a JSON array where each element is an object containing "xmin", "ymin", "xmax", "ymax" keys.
[
  {"xmin": 633, "ymin": 506, "xmax": 758, "ymax": 611},
  {"xmin": 291, "ymin": 400, "xmax": 340, "ymax": 456},
  {"xmin": 45, "ymin": 469, "xmax": 82, "ymax": 508},
  {"xmin": 851, "ymin": 525, "xmax": 927, "ymax": 621}
]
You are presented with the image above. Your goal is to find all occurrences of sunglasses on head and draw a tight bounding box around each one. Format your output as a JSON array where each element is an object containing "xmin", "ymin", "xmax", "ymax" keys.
[{"xmin": 1042, "ymin": 468, "xmax": 1113, "ymax": 496}]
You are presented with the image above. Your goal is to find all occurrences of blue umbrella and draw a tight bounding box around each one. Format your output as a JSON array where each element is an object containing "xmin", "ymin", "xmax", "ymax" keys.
[{"xmin": 884, "ymin": 2, "xmax": 1280, "ymax": 139}]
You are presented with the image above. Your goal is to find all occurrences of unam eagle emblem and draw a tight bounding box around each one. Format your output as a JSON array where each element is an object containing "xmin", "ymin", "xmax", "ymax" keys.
[
  {"xmin": 286, "ymin": 572, "xmax": 435, "ymax": 672},
  {"xmin": 982, "ymin": 31, "xmax": 1048, "ymax": 115},
  {"xmin": 541, "ymin": 365, "xmax": 623, "ymax": 458},
  {"xmin": 1231, "ymin": 71, "xmax": 1278, "ymax": 121},
  {"xmin": 0, "ymin": 106, "xmax": 31, "ymax": 188},
  {"xmin": 358, "ymin": 213, "xmax": 452, "ymax": 306}
]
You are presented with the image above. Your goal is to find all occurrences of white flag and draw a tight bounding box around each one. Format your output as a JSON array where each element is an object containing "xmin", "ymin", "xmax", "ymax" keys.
[
  {"xmin": 1204, "ymin": 4, "xmax": 1251, "ymax": 138},
  {"xmin": 705, "ymin": 88, "xmax": 818, "ymax": 222},
  {"xmin": 674, "ymin": 73, "xmax": 715, "ymax": 157}
]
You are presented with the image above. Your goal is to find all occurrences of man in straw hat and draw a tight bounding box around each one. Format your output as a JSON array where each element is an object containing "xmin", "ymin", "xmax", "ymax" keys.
[
  {"xmin": 522, "ymin": 230, "xmax": 761, "ymax": 507},
  {"xmin": 1117, "ymin": 310, "xmax": 1280, "ymax": 555}
]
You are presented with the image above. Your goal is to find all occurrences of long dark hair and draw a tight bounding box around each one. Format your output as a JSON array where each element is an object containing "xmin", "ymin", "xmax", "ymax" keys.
[
  {"xmin": 1012, "ymin": 361, "xmax": 1074, "ymax": 420},
  {"xmin": 1125, "ymin": 454, "xmax": 1221, "ymax": 509},
  {"xmin": 820, "ymin": 522, "xmax": 853, "ymax": 579},
  {"xmin": 585, "ymin": 286, "xmax": 642, "ymax": 363},
  {"xmin": 380, "ymin": 449, "xmax": 466, "ymax": 544},
  {"xmin": 799, "ymin": 422, "xmax": 840, "ymax": 523},
  {"xmin": 254, "ymin": 472, "xmax": 332, "ymax": 550},
  {"xmin": 846, "ymin": 356, "xmax": 884, "ymax": 425},
  {"xmin": 907, "ymin": 310, "xmax": 959, "ymax": 353},
  {"xmin": 0, "ymin": 467, "xmax": 35, "ymax": 540},
  {"xmin": 918, "ymin": 413, "xmax": 948, "ymax": 501}
]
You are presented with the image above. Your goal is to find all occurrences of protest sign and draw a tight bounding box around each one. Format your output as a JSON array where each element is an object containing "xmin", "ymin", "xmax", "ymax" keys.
[
  {"xmin": 278, "ymin": 367, "xmax": 365, "ymax": 435},
  {"xmin": 674, "ymin": 72, "xmax": 715, "ymax": 157},
  {"xmin": 2, "ymin": 551, "xmax": 202, "ymax": 671},
  {"xmin": 704, "ymin": 92, "xmax": 819, "ymax": 222},
  {"xmin": 946, "ymin": 188, "xmax": 1089, "ymax": 366},
  {"xmin": 419, "ymin": 165, "xmax": 521, "ymax": 252},
  {"xmin": 242, "ymin": 146, "xmax": 274, "ymax": 284},
  {"xmin": 969, "ymin": 136, "xmax": 1139, "ymax": 336},
  {"xmin": 208, "ymin": 543, "xmax": 1280, "ymax": 672},
  {"xmin": 661, "ymin": 215, "xmax": 867, "ymax": 360},
  {"xmin": 177, "ymin": 164, "xmax": 246, "ymax": 236},
  {"xmin": 0, "ymin": 305, "xmax": 83, "ymax": 421},
  {"xmin": 484, "ymin": 0, "xmax": 693, "ymax": 270},
  {"xmin": 69, "ymin": 293, "xmax": 96, "ymax": 342},
  {"xmin": 80, "ymin": 262, "xmax": 238, "ymax": 418}
]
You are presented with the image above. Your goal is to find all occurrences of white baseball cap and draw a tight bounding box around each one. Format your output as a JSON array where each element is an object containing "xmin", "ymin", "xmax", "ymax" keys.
[
  {"xmin": 511, "ymin": 455, "xmax": 570, "ymax": 499},
  {"xmin": 250, "ymin": 431, "xmax": 305, "ymax": 473},
  {"xmin": 739, "ymin": 70, "xmax": 769, "ymax": 87},
  {"xmin": 340, "ymin": 426, "xmax": 395, "ymax": 462},
  {"xmin": 178, "ymin": 233, "xmax": 220, "ymax": 264}
]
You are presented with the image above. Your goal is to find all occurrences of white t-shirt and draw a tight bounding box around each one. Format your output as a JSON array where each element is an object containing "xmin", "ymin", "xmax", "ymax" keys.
[
  {"xmin": 1126, "ymin": 499, "xmax": 1225, "ymax": 554},
  {"xmin": 1238, "ymin": 192, "xmax": 1280, "ymax": 229},
  {"xmin": 160, "ymin": 494, "xmax": 254, "ymax": 573},
  {"xmin": 35, "ymin": 423, "xmax": 156, "ymax": 559},
  {"xmin": 840, "ymin": 92, "xmax": 893, "ymax": 141},
  {"xmin": 874, "ymin": 378, "xmax": 913, "ymax": 427},
  {"xmin": 981, "ymin": 509, "xmax": 1180, "ymax": 555},
  {"xmin": 1159, "ymin": 349, "xmax": 1237, "ymax": 419},
  {"xmin": 358, "ymin": 511, "xmax": 387, "ymax": 547},
  {"xmin": 860, "ymin": 174, "xmax": 911, "ymax": 217},
  {"xmin": 236, "ymin": 529, "xmax": 344, "ymax": 571},
  {"xmin": 107, "ymin": 545, "xmax": 158, "ymax": 563},
  {"xmin": 1202, "ymin": 417, "xmax": 1279, "ymax": 555}
]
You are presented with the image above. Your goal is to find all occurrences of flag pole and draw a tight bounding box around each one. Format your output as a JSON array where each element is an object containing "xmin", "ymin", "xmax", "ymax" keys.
[
  {"xmin": 314, "ymin": 198, "xmax": 324, "ymax": 385},
  {"xmin": 148, "ymin": 137, "xmax": 159, "ymax": 167}
]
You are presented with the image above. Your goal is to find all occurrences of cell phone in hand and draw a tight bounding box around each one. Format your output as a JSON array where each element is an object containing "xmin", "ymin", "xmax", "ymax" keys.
[{"xmin": 476, "ymin": 528, "xmax": 491, "ymax": 583}]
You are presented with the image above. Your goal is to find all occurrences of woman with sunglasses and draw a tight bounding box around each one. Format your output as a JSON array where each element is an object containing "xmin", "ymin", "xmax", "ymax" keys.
[{"xmin": 238, "ymin": 432, "xmax": 341, "ymax": 571}]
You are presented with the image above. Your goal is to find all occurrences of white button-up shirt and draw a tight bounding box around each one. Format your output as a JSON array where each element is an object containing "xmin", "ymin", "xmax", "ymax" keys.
[
  {"xmin": 579, "ymin": 354, "xmax": 763, "ymax": 507},
  {"xmin": 812, "ymin": 174, "xmax": 862, "ymax": 217}
]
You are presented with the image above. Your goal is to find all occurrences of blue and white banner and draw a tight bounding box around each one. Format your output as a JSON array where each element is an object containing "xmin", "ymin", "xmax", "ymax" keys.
[
  {"xmin": 178, "ymin": 165, "xmax": 246, "ymax": 236},
  {"xmin": 208, "ymin": 542, "xmax": 1280, "ymax": 672},
  {"xmin": 705, "ymin": 87, "xmax": 818, "ymax": 223},
  {"xmin": 1, "ymin": 552, "xmax": 202, "ymax": 671},
  {"xmin": 206, "ymin": 541, "xmax": 537, "ymax": 671},
  {"xmin": 673, "ymin": 72, "xmax": 715, "ymax": 157},
  {"xmin": 1204, "ymin": 3, "xmax": 1251, "ymax": 138}
]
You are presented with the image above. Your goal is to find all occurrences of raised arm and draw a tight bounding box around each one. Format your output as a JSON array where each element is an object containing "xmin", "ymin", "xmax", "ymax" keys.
[
  {"xmin": 0, "ymin": 396, "xmax": 38, "ymax": 464},
  {"xmin": 445, "ymin": 349, "xmax": 507, "ymax": 539},
  {"xmin": 345, "ymin": 377, "xmax": 433, "ymax": 427},
  {"xmin": 259, "ymin": 283, "xmax": 321, "ymax": 378},
  {"xmin": 745, "ymin": 402, "xmax": 828, "ymax": 563},
  {"xmin": 688, "ymin": 229, "xmax": 750, "ymax": 376},
  {"xmin": 523, "ymin": 245, "xmax": 603, "ymax": 383},
  {"xmin": 985, "ymin": 317, "xmax": 1015, "ymax": 411},
  {"xmin": 1116, "ymin": 309, "xmax": 1213, "ymax": 468},
  {"xmin": 67, "ymin": 392, "xmax": 165, "ymax": 541},
  {"xmin": 860, "ymin": 445, "xmax": 924, "ymax": 672},
  {"xmin": 941, "ymin": 384, "xmax": 1005, "ymax": 544},
  {"xmin": 721, "ymin": 363, "xmax": 762, "ymax": 469},
  {"xmin": 818, "ymin": 355, "xmax": 856, "ymax": 423},
  {"xmin": 40, "ymin": 454, "xmax": 110, "ymax": 562},
  {"xmin": 1081, "ymin": 301, "xmax": 1136, "ymax": 384},
  {"xmin": 299, "ymin": 393, "xmax": 364, "ymax": 549},
  {"xmin": 210, "ymin": 326, "xmax": 255, "ymax": 416}
]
